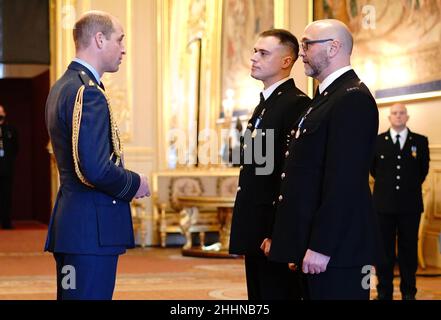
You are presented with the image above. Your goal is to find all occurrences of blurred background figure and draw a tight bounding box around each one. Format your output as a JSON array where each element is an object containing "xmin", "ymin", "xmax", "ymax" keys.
[{"xmin": 0, "ymin": 104, "xmax": 19, "ymax": 229}]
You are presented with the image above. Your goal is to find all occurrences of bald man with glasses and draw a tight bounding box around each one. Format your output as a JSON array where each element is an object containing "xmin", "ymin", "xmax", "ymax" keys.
[{"xmin": 268, "ymin": 19, "xmax": 381, "ymax": 300}]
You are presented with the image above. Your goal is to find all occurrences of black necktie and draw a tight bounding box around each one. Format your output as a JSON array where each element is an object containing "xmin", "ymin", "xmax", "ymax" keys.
[
  {"xmin": 394, "ymin": 134, "xmax": 401, "ymax": 152},
  {"xmin": 252, "ymin": 93, "xmax": 265, "ymax": 118}
]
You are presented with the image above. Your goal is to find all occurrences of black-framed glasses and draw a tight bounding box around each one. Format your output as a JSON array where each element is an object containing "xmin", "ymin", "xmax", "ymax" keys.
[{"xmin": 301, "ymin": 38, "xmax": 334, "ymax": 52}]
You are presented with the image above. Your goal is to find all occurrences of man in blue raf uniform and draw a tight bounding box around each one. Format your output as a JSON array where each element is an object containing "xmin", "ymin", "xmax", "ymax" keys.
[
  {"xmin": 229, "ymin": 29, "xmax": 310, "ymax": 300},
  {"xmin": 268, "ymin": 20, "xmax": 381, "ymax": 300},
  {"xmin": 45, "ymin": 11, "xmax": 150, "ymax": 300},
  {"xmin": 371, "ymin": 103, "xmax": 430, "ymax": 300}
]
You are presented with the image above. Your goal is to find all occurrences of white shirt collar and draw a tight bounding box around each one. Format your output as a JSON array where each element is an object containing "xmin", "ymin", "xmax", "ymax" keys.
[
  {"xmin": 73, "ymin": 58, "xmax": 101, "ymax": 84},
  {"xmin": 390, "ymin": 127, "xmax": 408, "ymax": 149},
  {"xmin": 390, "ymin": 127, "xmax": 408, "ymax": 142},
  {"xmin": 319, "ymin": 66, "xmax": 352, "ymax": 94},
  {"xmin": 262, "ymin": 77, "xmax": 291, "ymax": 101}
]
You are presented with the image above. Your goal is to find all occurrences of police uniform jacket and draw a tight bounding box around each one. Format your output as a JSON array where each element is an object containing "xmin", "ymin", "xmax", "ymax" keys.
[
  {"xmin": 44, "ymin": 62, "xmax": 140, "ymax": 255},
  {"xmin": 0, "ymin": 124, "xmax": 18, "ymax": 176},
  {"xmin": 269, "ymin": 70, "xmax": 381, "ymax": 267},
  {"xmin": 229, "ymin": 79, "xmax": 310, "ymax": 255},
  {"xmin": 371, "ymin": 130, "xmax": 429, "ymax": 214}
]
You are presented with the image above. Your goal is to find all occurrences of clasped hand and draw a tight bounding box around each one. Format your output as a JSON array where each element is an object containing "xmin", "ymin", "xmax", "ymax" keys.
[{"xmin": 134, "ymin": 174, "xmax": 151, "ymax": 199}]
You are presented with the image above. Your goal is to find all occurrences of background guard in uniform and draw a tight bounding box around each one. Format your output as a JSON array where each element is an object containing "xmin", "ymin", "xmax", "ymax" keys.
[{"xmin": 371, "ymin": 103, "xmax": 430, "ymax": 300}]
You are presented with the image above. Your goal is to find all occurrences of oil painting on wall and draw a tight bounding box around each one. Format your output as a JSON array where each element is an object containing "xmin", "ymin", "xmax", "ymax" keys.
[
  {"xmin": 314, "ymin": 0, "xmax": 441, "ymax": 104},
  {"xmin": 221, "ymin": 0, "xmax": 275, "ymax": 118}
]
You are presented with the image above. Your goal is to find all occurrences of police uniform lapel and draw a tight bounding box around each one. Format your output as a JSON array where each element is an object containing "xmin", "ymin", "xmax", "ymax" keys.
[
  {"xmin": 402, "ymin": 129, "xmax": 413, "ymax": 154},
  {"xmin": 250, "ymin": 79, "xmax": 294, "ymax": 128},
  {"xmin": 312, "ymin": 70, "xmax": 359, "ymax": 113},
  {"xmin": 263, "ymin": 79, "xmax": 295, "ymax": 113},
  {"xmin": 387, "ymin": 130, "xmax": 395, "ymax": 149}
]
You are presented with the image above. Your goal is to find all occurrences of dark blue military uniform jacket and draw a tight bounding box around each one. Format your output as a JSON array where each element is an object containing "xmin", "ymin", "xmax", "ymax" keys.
[{"xmin": 44, "ymin": 62, "xmax": 140, "ymax": 255}]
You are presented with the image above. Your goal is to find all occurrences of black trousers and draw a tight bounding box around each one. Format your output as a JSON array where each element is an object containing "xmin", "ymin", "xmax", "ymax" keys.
[
  {"xmin": 244, "ymin": 253, "xmax": 305, "ymax": 300},
  {"xmin": 376, "ymin": 213, "xmax": 421, "ymax": 299},
  {"xmin": 0, "ymin": 175, "xmax": 13, "ymax": 229},
  {"xmin": 306, "ymin": 266, "xmax": 371, "ymax": 300}
]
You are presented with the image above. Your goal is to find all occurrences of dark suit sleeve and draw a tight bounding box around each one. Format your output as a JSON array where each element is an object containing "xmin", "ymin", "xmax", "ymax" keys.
[
  {"xmin": 77, "ymin": 87, "xmax": 140, "ymax": 201},
  {"xmin": 308, "ymin": 91, "xmax": 378, "ymax": 257},
  {"xmin": 420, "ymin": 136, "xmax": 430, "ymax": 183}
]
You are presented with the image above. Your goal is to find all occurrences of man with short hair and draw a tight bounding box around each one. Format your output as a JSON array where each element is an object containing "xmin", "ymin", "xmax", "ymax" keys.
[
  {"xmin": 371, "ymin": 103, "xmax": 430, "ymax": 300},
  {"xmin": 0, "ymin": 104, "xmax": 18, "ymax": 229},
  {"xmin": 229, "ymin": 29, "xmax": 310, "ymax": 300},
  {"xmin": 45, "ymin": 11, "xmax": 150, "ymax": 300},
  {"xmin": 269, "ymin": 20, "xmax": 381, "ymax": 300}
]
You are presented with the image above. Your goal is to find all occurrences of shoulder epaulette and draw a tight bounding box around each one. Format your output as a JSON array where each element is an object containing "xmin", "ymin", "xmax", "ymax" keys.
[{"xmin": 78, "ymin": 70, "xmax": 96, "ymax": 87}]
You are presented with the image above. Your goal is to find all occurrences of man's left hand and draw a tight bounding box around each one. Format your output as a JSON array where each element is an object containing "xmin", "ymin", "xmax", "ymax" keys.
[
  {"xmin": 260, "ymin": 238, "xmax": 272, "ymax": 257},
  {"xmin": 302, "ymin": 249, "xmax": 330, "ymax": 274}
]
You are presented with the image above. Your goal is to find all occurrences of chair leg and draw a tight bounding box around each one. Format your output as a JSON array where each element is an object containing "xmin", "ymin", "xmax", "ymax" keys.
[
  {"xmin": 183, "ymin": 231, "xmax": 192, "ymax": 249},
  {"xmin": 161, "ymin": 232, "xmax": 166, "ymax": 248},
  {"xmin": 199, "ymin": 232, "xmax": 206, "ymax": 247}
]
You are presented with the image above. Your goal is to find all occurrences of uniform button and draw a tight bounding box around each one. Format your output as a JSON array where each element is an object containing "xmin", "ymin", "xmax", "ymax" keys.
[
  {"xmin": 291, "ymin": 130, "xmax": 295, "ymax": 136},
  {"xmin": 278, "ymin": 195, "xmax": 283, "ymax": 202},
  {"xmin": 272, "ymin": 201, "xmax": 276, "ymax": 206},
  {"xmin": 396, "ymin": 176, "xmax": 401, "ymax": 180},
  {"xmin": 396, "ymin": 186, "xmax": 400, "ymax": 190},
  {"xmin": 262, "ymin": 132, "xmax": 266, "ymax": 136},
  {"xmin": 303, "ymin": 129, "xmax": 307, "ymax": 133},
  {"xmin": 239, "ymin": 165, "xmax": 244, "ymax": 171},
  {"xmin": 397, "ymin": 165, "xmax": 401, "ymax": 170},
  {"xmin": 237, "ymin": 186, "xmax": 241, "ymax": 192},
  {"xmin": 397, "ymin": 155, "xmax": 401, "ymax": 159},
  {"xmin": 243, "ymin": 144, "xmax": 247, "ymax": 149},
  {"xmin": 285, "ymin": 151, "xmax": 290, "ymax": 158},
  {"xmin": 281, "ymin": 173, "xmax": 286, "ymax": 179},
  {"xmin": 380, "ymin": 155, "xmax": 385, "ymax": 159},
  {"xmin": 112, "ymin": 200, "xmax": 117, "ymax": 204}
]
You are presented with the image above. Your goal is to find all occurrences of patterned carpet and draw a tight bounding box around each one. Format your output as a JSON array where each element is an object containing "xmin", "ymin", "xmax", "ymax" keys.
[{"xmin": 0, "ymin": 228, "xmax": 440, "ymax": 300}]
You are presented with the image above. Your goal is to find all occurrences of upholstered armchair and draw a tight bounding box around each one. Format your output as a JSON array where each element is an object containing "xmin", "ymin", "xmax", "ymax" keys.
[{"xmin": 153, "ymin": 176, "xmax": 219, "ymax": 247}]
